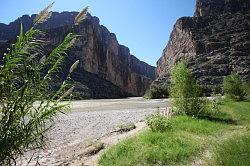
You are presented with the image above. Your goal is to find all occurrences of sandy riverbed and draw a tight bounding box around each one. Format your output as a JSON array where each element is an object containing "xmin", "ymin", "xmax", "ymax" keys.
[{"xmin": 18, "ymin": 97, "xmax": 169, "ymax": 166}]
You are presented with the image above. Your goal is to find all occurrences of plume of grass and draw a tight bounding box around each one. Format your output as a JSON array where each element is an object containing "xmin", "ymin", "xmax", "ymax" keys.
[
  {"xmin": 0, "ymin": 2, "xmax": 87, "ymax": 165},
  {"xmin": 39, "ymin": 55, "xmax": 46, "ymax": 64},
  {"xmin": 41, "ymin": 33, "xmax": 77, "ymax": 86},
  {"xmin": 74, "ymin": 6, "xmax": 89, "ymax": 25},
  {"xmin": 34, "ymin": 2, "xmax": 54, "ymax": 25},
  {"xmin": 69, "ymin": 60, "xmax": 80, "ymax": 73},
  {"xmin": 59, "ymin": 86, "xmax": 75, "ymax": 100},
  {"xmin": 66, "ymin": 37, "xmax": 77, "ymax": 49}
]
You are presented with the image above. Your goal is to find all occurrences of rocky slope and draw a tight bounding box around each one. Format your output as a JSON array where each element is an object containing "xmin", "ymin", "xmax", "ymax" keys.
[
  {"xmin": 0, "ymin": 12, "xmax": 156, "ymax": 98},
  {"xmin": 156, "ymin": 0, "xmax": 250, "ymax": 94}
]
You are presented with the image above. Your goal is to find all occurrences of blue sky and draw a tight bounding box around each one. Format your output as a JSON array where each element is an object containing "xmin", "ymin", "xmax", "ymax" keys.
[{"xmin": 0, "ymin": 0, "xmax": 196, "ymax": 66}]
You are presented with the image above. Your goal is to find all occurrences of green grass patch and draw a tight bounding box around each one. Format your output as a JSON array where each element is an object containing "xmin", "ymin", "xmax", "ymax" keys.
[
  {"xmin": 207, "ymin": 100, "xmax": 250, "ymax": 166},
  {"xmin": 211, "ymin": 133, "xmax": 250, "ymax": 166},
  {"xmin": 220, "ymin": 100, "xmax": 250, "ymax": 124},
  {"xmin": 99, "ymin": 115, "xmax": 231, "ymax": 166},
  {"xmin": 99, "ymin": 100, "xmax": 250, "ymax": 166},
  {"xmin": 99, "ymin": 131, "xmax": 200, "ymax": 166},
  {"xmin": 170, "ymin": 115, "xmax": 228, "ymax": 135}
]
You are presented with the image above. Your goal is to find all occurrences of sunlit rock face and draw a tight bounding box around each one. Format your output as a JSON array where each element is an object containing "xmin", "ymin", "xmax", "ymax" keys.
[
  {"xmin": 0, "ymin": 12, "xmax": 156, "ymax": 98},
  {"xmin": 155, "ymin": 0, "xmax": 250, "ymax": 94}
]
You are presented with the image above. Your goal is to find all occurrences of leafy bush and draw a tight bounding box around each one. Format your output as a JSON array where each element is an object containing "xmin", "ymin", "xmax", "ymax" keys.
[
  {"xmin": 211, "ymin": 93, "xmax": 224, "ymax": 105},
  {"xmin": 246, "ymin": 86, "xmax": 250, "ymax": 99},
  {"xmin": 223, "ymin": 73, "xmax": 247, "ymax": 101},
  {"xmin": 211, "ymin": 84, "xmax": 223, "ymax": 95},
  {"xmin": 194, "ymin": 98, "xmax": 236, "ymax": 124},
  {"xmin": 117, "ymin": 123, "xmax": 136, "ymax": 132},
  {"xmin": 144, "ymin": 84, "xmax": 169, "ymax": 99},
  {"xmin": 146, "ymin": 114, "xmax": 172, "ymax": 132},
  {"xmin": 200, "ymin": 99, "xmax": 220, "ymax": 118},
  {"xmin": 170, "ymin": 61, "xmax": 203, "ymax": 117},
  {"xmin": 0, "ymin": 3, "xmax": 88, "ymax": 165},
  {"xmin": 169, "ymin": 61, "xmax": 234, "ymax": 122},
  {"xmin": 67, "ymin": 92, "xmax": 89, "ymax": 100},
  {"xmin": 84, "ymin": 141, "xmax": 104, "ymax": 156}
]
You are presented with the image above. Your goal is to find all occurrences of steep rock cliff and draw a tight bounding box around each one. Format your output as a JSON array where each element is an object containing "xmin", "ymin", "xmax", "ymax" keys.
[
  {"xmin": 0, "ymin": 12, "xmax": 156, "ymax": 98},
  {"xmin": 156, "ymin": 0, "xmax": 250, "ymax": 94}
]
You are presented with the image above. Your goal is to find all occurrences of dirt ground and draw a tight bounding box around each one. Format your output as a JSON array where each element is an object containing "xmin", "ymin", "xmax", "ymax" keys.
[{"xmin": 18, "ymin": 97, "xmax": 169, "ymax": 166}]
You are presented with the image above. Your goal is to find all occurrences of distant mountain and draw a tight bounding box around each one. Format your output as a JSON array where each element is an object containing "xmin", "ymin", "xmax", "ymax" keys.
[
  {"xmin": 155, "ymin": 0, "xmax": 250, "ymax": 94},
  {"xmin": 0, "ymin": 12, "xmax": 156, "ymax": 99}
]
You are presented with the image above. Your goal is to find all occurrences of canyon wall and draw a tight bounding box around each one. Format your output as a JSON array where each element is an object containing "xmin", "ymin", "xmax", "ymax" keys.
[
  {"xmin": 156, "ymin": 0, "xmax": 250, "ymax": 94},
  {"xmin": 0, "ymin": 12, "xmax": 156, "ymax": 98}
]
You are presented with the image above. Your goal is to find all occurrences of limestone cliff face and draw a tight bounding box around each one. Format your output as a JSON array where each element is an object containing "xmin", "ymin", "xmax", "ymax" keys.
[
  {"xmin": 156, "ymin": 0, "xmax": 250, "ymax": 93},
  {"xmin": 0, "ymin": 12, "xmax": 156, "ymax": 98},
  {"xmin": 194, "ymin": 0, "xmax": 250, "ymax": 17}
]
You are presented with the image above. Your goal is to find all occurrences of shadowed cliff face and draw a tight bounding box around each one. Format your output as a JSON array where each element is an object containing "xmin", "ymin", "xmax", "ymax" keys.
[
  {"xmin": 156, "ymin": 0, "xmax": 250, "ymax": 94},
  {"xmin": 194, "ymin": 0, "xmax": 250, "ymax": 17},
  {"xmin": 0, "ymin": 12, "xmax": 156, "ymax": 98}
]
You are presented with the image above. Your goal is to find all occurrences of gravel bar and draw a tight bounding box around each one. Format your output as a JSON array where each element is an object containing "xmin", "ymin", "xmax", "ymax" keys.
[{"xmin": 18, "ymin": 97, "xmax": 169, "ymax": 165}]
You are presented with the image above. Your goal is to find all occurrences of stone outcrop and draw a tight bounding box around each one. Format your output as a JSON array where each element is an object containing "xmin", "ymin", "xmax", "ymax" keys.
[
  {"xmin": 155, "ymin": 0, "xmax": 250, "ymax": 94},
  {"xmin": 0, "ymin": 12, "xmax": 156, "ymax": 98}
]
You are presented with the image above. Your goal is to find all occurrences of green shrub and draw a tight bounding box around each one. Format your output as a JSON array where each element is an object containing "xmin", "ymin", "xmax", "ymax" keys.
[
  {"xmin": 68, "ymin": 92, "xmax": 89, "ymax": 100},
  {"xmin": 195, "ymin": 98, "xmax": 236, "ymax": 124},
  {"xmin": 169, "ymin": 61, "xmax": 232, "ymax": 121},
  {"xmin": 223, "ymin": 73, "xmax": 247, "ymax": 101},
  {"xmin": 0, "ymin": 3, "xmax": 88, "ymax": 165},
  {"xmin": 199, "ymin": 99, "xmax": 220, "ymax": 118},
  {"xmin": 144, "ymin": 84, "xmax": 169, "ymax": 99},
  {"xmin": 170, "ymin": 61, "xmax": 203, "ymax": 117},
  {"xmin": 211, "ymin": 93, "xmax": 224, "ymax": 105},
  {"xmin": 117, "ymin": 123, "xmax": 136, "ymax": 132},
  {"xmin": 246, "ymin": 86, "xmax": 250, "ymax": 99},
  {"xmin": 211, "ymin": 84, "xmax": 223, "ymax": 95},
  {"xmin": 146, "ymin": 114, "xmax": 172, "ymax": 132}
]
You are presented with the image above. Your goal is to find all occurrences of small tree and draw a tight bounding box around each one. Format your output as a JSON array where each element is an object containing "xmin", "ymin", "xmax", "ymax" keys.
[
  {"xmin": 170, "ymin": 61, "xmax": 203, "ymax": 116},
  {"xmin": 0, "ymin": 3, "xmax": 88, "ymax": 165},
  {"xmin": 223, "ymin": 73, "xmax": 247, "ymax": 101},
  {"xmin": 144, "ymin": 84, "xmax": 169, "ymax": 99}
]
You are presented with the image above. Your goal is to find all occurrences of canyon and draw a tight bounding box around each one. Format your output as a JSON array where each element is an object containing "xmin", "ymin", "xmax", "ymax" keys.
[
  {"xmin": 1, "ymin": 0, "xmax": 249, "ymax": 98},
  {"xmin": 0, "ymin": 12, "xmax": 155, "ymax": 98},
  {"xmin": 155, "ymin": 0, "xmax": 250, "ymax": 94}
]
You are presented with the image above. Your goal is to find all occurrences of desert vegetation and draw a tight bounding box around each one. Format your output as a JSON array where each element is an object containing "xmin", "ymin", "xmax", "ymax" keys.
[
  {"xmin": 116, "ymin": 123, "xmax": 136, "ymax": 133},
  {"xmin": 223, "ymin": 72, "xmax": 247, "ymax": 101},
  {"xmin": 0, "ymin": 0, "xmax": 249, "ymax": 165},
  {"xmin": 0, "ymin": 3, "xmax": 88, "ymax": 165},
  {"xmin": 99, "ymin": 61, "xmax": 250, "ymax": 166},
  {"xmin": 170, "ymin": 61, "xmax": 204, "ymax": 117},
  {"xmin": 99, "ymin": 101, "xmax": 247, "ymax": 165},
  {"xmin": 146, "ymin": 113, "xmax": 172, "ymax": 132},
  {"xmin": 144, "ymin": 84, "xmax": 169, "ymax": 99}
]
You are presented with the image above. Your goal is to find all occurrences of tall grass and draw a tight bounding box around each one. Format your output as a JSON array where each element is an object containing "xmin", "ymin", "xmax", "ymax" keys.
[
  {"xmin": 99, "ymin": 130, "xmax": 200, "ymax": 166},
  {"xmin": 212, "ymin": 133, "xmax": 250, "ymax": 166},
  {"xmin": 99, "ymin": 114, "xmax": 229, "ymax": 166},
  {"xmin": 99, "ymin": 100, "xmax": 250, "ymax": 166},
  {"xmin": 0, "ymin": 3, "xmax": 88, "ymax": 165}
]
